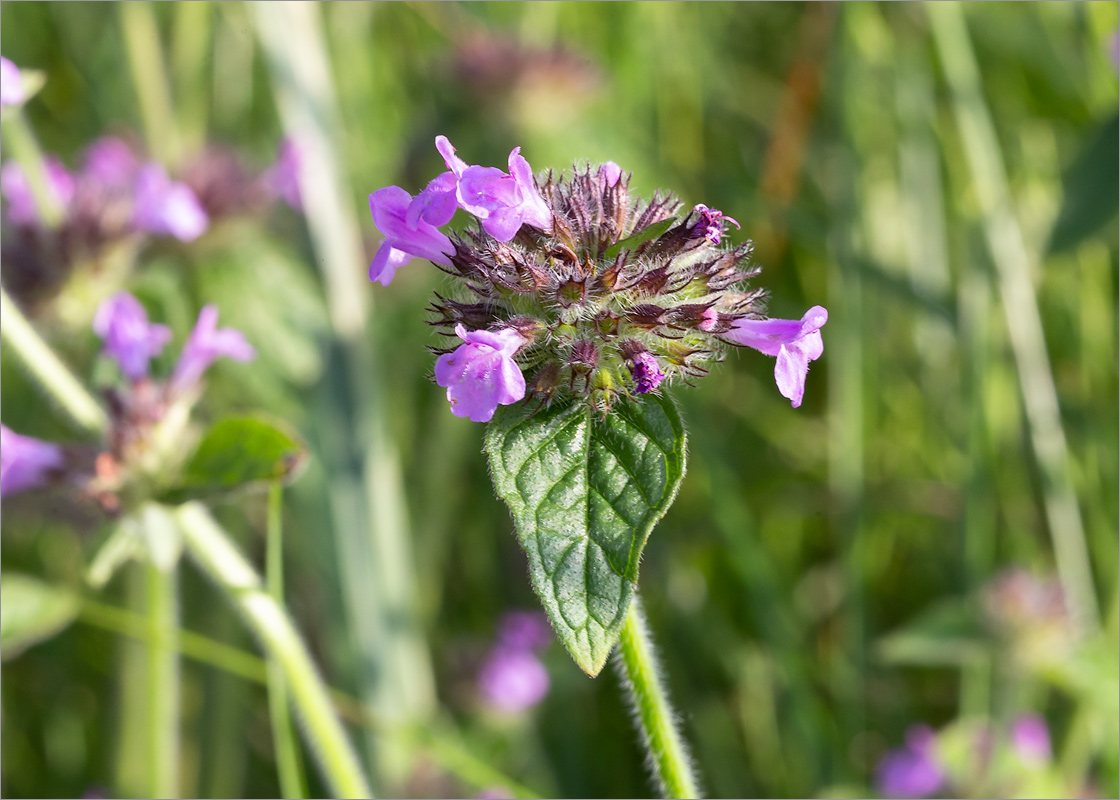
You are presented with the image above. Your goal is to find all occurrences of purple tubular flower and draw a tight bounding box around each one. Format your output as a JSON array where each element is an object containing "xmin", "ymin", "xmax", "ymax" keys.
[
  {"xmin": 1, "ymin": 158, "xmax": 75, "ymax": 225},
  {"xmin": 478, "ymin": 647, "xmax": 550, "ymax": 713},
  {"xmin": 82, "ymin": 137, "xmax": 139, "ymax": 187},
  {"xmin": 1, "ymin": 57, "xmax": 24, "ymax": 107},
  {"xmin": 1, "ymin": 425, "xmax": 64, "ymax": 498},
  {"xmin": 404, "ymin": 135, "xmax": 468, "ymax": 228},
  {"xmin": 132, "ymin": 163, "xmax": 209, "ymax": 241},
  {"xmin": 434, "ymin": 324, "xmax": 526, "ymax": 422},
  {"xmin": 496, "ymin": 610, "xmax": 552, "ymax": 652},
  {"xmin": 263, "ymin": 137, "xmax": 302, "ymax": 211},
  {"xmin": 368, "ymin": 185, "xmax": 455, "ymax": 286},
  {"xmin": 630, "ymin": 351, "xmax": 665, "ymax": 394},
  {"xmin": 692, "ymin": 204, "xmax": 740, "ymax": 245},
  {"xmin": 875, "ymin": 726, "xmax": 945, "ymax": 799},
  {"xmin": 169, "ymin": 305, "xmax": 256, "ymax": 395},
  {"xmin": 725, "ymin": 305, "xmax": 827, "ymax": 408},
  {"xmin": 1010, "ymin": 714, "xmax": 1051, "ymax": 766},
  {"xmin": 93, "ymin": 292, "xmax": 172, "ymax": 381}
]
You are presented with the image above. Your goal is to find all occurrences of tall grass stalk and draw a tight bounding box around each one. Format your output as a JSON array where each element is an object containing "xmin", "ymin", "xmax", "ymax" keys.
[
  {"xmin": 119, "ymin": 1, "xmax": 180, "ymax": 167},
  {"xmin": 0, "ymin": 110, "xmax": 66, "ymax": 227}
]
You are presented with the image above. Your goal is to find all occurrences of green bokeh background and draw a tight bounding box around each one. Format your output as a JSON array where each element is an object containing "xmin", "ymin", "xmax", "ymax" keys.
[{"xmin": 1, "ymin": 2, "xmax": 1117, "ymax": 798}]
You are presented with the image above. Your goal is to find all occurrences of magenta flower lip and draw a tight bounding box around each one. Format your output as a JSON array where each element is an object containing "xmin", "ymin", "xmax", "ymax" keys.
[
  {"xmin": 724, "ymin": 305, "xmax": 827, "ymax": 408},
  {"xmin": 368, "ymin": 185, "xmax": 454, "ymax": 286},
  {"xmin": 435, "ymin": 324, "xmax": 527, "ymax": 423}
]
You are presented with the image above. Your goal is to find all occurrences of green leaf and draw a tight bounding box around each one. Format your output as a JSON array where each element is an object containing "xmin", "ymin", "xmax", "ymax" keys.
[
  {"xmin": 1, "ymin": 573, "xmax": 80, "ymax": 661},
  {"xmin": 485, "ymin": 394, "xmax": 687, "ymax": 676},
  {"xmin": 165, "ymin": 416, "xmax": 307, "ymax": 501},
  {"xmin": 602, "ymin": 218, "xmax": 677, "ymax": 260},
  {"xmin": 1048, "ymin": 113, "xmax": 1119, "ymax": 254}
]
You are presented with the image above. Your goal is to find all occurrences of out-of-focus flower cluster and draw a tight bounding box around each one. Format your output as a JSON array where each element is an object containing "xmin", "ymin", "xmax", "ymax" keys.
[
  {"xmin": 1, "ymin": 293, "xmax": 253, "ymax": 507},
  {"xmin": 477, "ymin": 610, "xmax": 552, "ymax": 714},
  {"xmin": 367, "ymin": 136, "xmax": 828, "ymax": 422}
]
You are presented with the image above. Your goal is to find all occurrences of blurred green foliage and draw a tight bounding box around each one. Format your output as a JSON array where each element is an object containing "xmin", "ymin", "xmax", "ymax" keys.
[{"xmin": 1, "ymin": 2, "xmax": 1117, "ymax": 798}]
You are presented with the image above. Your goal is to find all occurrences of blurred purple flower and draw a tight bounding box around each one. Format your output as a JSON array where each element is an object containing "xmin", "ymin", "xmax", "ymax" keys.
[
  {"xmin": 630, "ymin": 351, "xmax": 665, "ymax": 394},
  {"xmin": 368, "ymin": 185, "xmax": 455, "ymax": 286},
  {"xmin": 1, "ymin": 56, "xmax": 23, "ymax": 107},
  {"xmin": 455, "ymin": 144, "xmax": 553, "ymax": 241},
  {"xmin": 496, "ymin": 610, "xmax": 552, "ymax": 652},
  {"xmin": 1, "ymin": 158, "xmax": 75, "ymax": 225},
  {"xmin": 1010, "ymin": 714, "xmax": 1051, "ymax": 766},
  {"xmin": 93, "ymin": 292, "xmax": 172, "ymax": 381},
  {"xmin": 691, "ymin": 203, "xmax": 740, "ymax": 245},
  {"xmin": 132, "ymin": 163, "xmax": 209, "ymax": 242},
  {"xmin": 876, "ymin": 725, "xmax": 944, "ymax": 799},
  {"xmin": 82, "ymin": 137, "xmax": 139, "ymax": 188},
  {"xmin": 478, "ymin": 646, "xmax": 550, "ymax": 713},
  {"xmin": 169, "ymin": 305, "xmax": 255, "ymax": 395},
  {"xmin": 724, "ymin": 305, "xmax": 827, "ymax": 408},
  {"xmin": 1, "ymin": 425, "xmax": 64, "ymax": 498},
  {"xmin": 434, "ymin": 324, "xmax": 526, "ymax": 423},
  {"xmin": 263, "ymin": 137, "xmax": 302, "ymax": 211}
]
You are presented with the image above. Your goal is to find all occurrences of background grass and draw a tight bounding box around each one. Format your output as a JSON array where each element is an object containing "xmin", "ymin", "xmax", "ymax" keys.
[{"xmin": 1, "ymin": 2, "xmax": 1117, "ymax": 798}]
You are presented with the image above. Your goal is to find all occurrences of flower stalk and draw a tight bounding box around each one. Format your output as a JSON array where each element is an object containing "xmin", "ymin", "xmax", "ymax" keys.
[
  {"xmin": 616, "ymin": 596, "xmax": 702, "ymax": 799},
  {"xmin": 174, "ymin": 501, "xmax": 374, "ymax": 799},
  {"xmin": 0, "ymin": 107, "xmax": 66, "ymax": 227}
]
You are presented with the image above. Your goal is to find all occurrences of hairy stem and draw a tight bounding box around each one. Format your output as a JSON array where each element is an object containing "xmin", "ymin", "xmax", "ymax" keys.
[
  {"xmin": 0, "ymin": 288, "xmax": 109, "ymax": 435},
  {"xmin": 174, "ymin": 501, "xmax": 373, "ymax": 799},
  {"xmin": 617, "ymin": 596, "xmax": 702, "ymax": 799},
  {"xmin": 266, "ymin": 483, "xmax": 310, "ymax": 799}
]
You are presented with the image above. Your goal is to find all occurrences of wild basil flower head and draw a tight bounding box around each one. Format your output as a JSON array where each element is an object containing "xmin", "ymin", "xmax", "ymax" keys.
[{"xmin": 368, "ymin": 136, "xmax": 827, "ymax": 416}]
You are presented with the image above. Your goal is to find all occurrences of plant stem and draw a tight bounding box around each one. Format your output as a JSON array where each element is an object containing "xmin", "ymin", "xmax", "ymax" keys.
[
  {"xmin": 267, "ymin": 483, "xmax": 310, "ymax": 799},
  {"xmin": 174, "ymin": 501, "xmax": 374, "ymax": 799},
  {"xmin": 616, "ymin": 596, "xmax": 702, "ymax": 799},
  {"xmin": 119, "ymin": 1, "xmax": 180, "ymax": 167},
  {"xmin": 0, "ymin": 110, "xmax": 66, "ymax": 227},
  {"xmin": 146, "ymin": 561, "xmax": 182, "ymax": 798},
  {"xmin": 0, "ymin": 288, "xmax": 109, "ymax": 436}
]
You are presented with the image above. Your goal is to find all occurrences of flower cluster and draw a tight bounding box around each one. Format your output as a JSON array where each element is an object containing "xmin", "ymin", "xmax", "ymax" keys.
[
  {"xmin": 367, "ymin": 136, "xmax": 827, "ymax": 421},
  {"xmin": 476, "ymin": 610, "xmax": 552, "ymax": 714},
  {"xmin": 1, "ymin": 293, "xmax": 254, "ymax": 503}
]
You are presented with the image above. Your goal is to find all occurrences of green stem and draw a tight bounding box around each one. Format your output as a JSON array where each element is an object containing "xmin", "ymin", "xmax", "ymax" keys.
[
  {"xmin": 0, "ymin": 110, "xmax": 66, "ymax": 227},
  {"xmin": 146, "ymin": 561, "xmax": 182, "ymax": 798},
  {"xmin": 616, "ymin": 596, "xmax": 702, "ymax": 799},
  {"xmin": 0, "ymin": 288, "xmax": 109, "ymax": 435},
  {"xmin": 267, "ymin": 483, "xmax": 310, "ymax": 799},
  {"xmin": 119, "ymin": 1, "xmax": 180, "ymax": 166},
  {"xmin": 174, "ymin": 501, "xmax": 374, "ymax": 799}
]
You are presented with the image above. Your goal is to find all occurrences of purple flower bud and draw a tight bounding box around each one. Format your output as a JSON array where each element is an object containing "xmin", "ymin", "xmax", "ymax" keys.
[
  {"xmin": 169, "ymin": 305, "xmax": 256, "ymax": 395},
  {"xmin": 93, "ymin": 292, "xmax": 172, "ymax": 381},
  {"xmin": 724, "ymin": 305, "xmax": 827, "ymax": 408},
  {"xmin": 1, "ymin": 425, "xmax": 64, "ymax": 497},
  {"xmin": 496, "ymin": 610, "xmax": 552, "ymax": 652},
  {"xmin": 599, "ymin": 161, "xmax": 623, "ymax": 188},
  {"xmin": 132, "ymin": 163, "xmax": 209, "ymax": 242},
  {"xmin": 434, "ymin": 324, "xmax": 526, "ymax": 422},
  {"xmin": 477, "ymin": 647, "xmax": 550, "ymax": 713},
  {"xmin": 263, "ymin": 137, "xmax": 302, "ymax": 211},
  {"xmin": 1, "ymin": 158, "xmax": 75, "ymax": 225},
  {"xmin": 875, "ymin": 725, "xmax": 945, "ymax": 799},
  {"xmin": 692, "ymin": 204, "xmax": 739, "ymax": 245},
  {"xmin": 1, "ymin": 57, "xmax": 24, "ymax": 107},
  {"xmin": 1010, "ymin": 714, "xmax": 1051, "ymax": 766},
  {"xmin": 368, "ymin": 185, "xmax": 455, "ymax": 285},
  {"xmin": 82, "ymin": 137, "xmax": 139, "ymax": 188},
  {"xmin": 629, "ymin": 351, "xmax": 665, "ymax": 394}
]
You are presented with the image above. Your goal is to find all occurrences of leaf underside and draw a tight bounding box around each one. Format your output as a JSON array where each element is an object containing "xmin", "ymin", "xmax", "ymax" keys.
[{"xmin": 485, "ymin": 394, "xmax": 687, "ymax": 676}]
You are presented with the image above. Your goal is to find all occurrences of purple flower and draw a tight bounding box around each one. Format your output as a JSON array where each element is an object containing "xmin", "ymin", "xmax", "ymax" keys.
[
  {"xmin": 496, "ymin": 610, "xmax": 552, "ymax": 652},
  {"xmin": 478, "ymin": 647, "xmax": 550, "ymax": 713},
  {"xmin": 724, "ymin": 305, "xmax": 827, "ymax": 408},
  {"xmin": 629, "ymin": 351, "xmax": 665, "ymax": 394},
  {"xmin": 82, "ymin": 137, "xmax": 139, "ymax": 188},
  {"xmin": 368, "ymin": 185, "xmax": 455, "ymax": 286},
  {"xmin": 875, "ymin": 726, "xmax": 945, "ymax": 799},
  {"xmin": 692, "ymin": 204, "xmax": 739, "ymax": 245},
  {"xmin": 455, "ymin": 145, "xmax": 553, "ymax": 241},
  {"xmin": 599, "ymin": 161, "xmax": 623, "ymax": 188},
  {"xmin": 1, "ymin": 425, "xmax": 64, "ymax": 498},
  {"xmin": 404, "ymin": 135, "xmax": 468, "ymax": 228},
  {"xmin": 263, "ymin": 137, "xmax": 302, "ymax": 211},
  {"xmin": 1, "ymin": 57, "xmax": 23, "ymax": 107},
  {"xmin": 1010, "ymin": 714, "xmax": 1051, "ymax": 766},
  {"xmin": 434, "ymin": 324, "xmax": 526, "ymax": 422},
  {"xmin": 1, "ymin": 158, "xmax": 75, "ymax": 225},
  {"xmin": 132, "ymin": 163, "xmax": 209, "ymax": 241},
  {"xmin": 93, "ymin": 292, "xmax": 172, "ymax": 381},
  {"xmin": 169, "ymin": 305, "xmax": 256, "ymax": 395}
]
